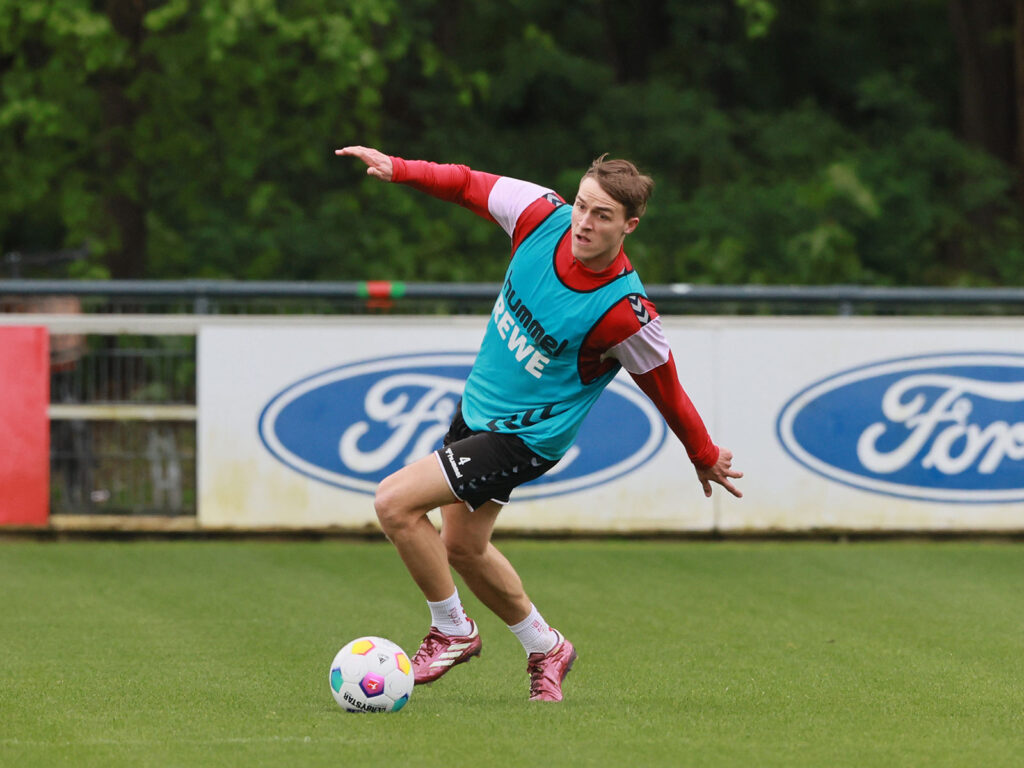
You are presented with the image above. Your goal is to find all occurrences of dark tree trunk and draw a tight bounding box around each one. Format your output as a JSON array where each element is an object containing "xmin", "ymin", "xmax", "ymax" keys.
[
  {"xmin": 599, "ymin": 0, "xmax": 672, "ymax": 83},
  {"xmin": 100, "ymin": 0, "xmax": 147, "ymax": 278},
  {"xmin": 1014, "ymin": 0, "xmax": 1024, "ymax": 208},
  {"xmin": 948, "ymin": 0, "xmax": 1016, "ymax": 163}
]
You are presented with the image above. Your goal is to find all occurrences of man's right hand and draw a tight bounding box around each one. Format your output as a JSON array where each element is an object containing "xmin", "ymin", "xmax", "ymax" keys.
[{"xmin": 335, "ymin": 145, "xmax": 393, "ymax": 182}]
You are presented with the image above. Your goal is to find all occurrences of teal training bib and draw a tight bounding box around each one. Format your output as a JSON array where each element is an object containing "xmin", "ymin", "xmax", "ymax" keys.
[{"xmin": 461, "ymin": 204, "xmax": 645, "ymax": 459}]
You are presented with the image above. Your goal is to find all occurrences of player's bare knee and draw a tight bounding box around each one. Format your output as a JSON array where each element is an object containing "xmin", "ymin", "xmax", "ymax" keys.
[
  {"xmin": 442, "ymin": 535, "xmax": 485, "ymax": 571},
  {"xmin": 374, "ymin": 501, "xmax": 409, "ymax": 538},
  {"xmin": 373, "ymin": 476, "xmax": 410, "ymax": 535}
]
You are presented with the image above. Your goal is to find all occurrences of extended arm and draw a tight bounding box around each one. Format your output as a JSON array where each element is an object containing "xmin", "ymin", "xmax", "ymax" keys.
[
  {"xmin": 630, "ymin": 358, "xmax": 743, "ymax": 499},
  {"xmin": 584, "ymin": 296, "xmax": 743, "ymax": 499},
  {"xmin": 336, "ymin": 145, "xmax": 557, "ymax": 238}
]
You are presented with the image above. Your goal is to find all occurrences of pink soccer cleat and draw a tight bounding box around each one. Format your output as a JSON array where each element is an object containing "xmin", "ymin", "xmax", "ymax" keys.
[
  {"xmin": 527, "ymin": 631, "xmax": 577, "ymax": 702},
  {"xmin": 411, "ymin": 620, "xmax": 482, "ymax": 684}
]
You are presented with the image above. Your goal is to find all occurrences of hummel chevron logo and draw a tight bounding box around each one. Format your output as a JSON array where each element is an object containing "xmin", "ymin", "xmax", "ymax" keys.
[
  {"xmin": 629, "ymin": 295, "xmax": 651, "ymax": 325},
  {"xmin": 486, "ymin": 403, "xmax": 559, "ymax": 431}
]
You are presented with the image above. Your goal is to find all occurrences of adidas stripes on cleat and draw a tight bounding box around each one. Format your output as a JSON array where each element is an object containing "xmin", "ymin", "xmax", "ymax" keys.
[{"xmin": 411, "ymin": 620, "xmax": 482, "ymax": 684}]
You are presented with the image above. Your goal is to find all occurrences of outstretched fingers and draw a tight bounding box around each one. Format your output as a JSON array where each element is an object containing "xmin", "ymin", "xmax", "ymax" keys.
[
  {"xmin": 334, "ymin": 145, "xmax": 393, "ymax": 181},
  {"xmin": 696, "ymin": 448, "xmax": 744, "ymax": 499},
  {"xmin": 717, "ymin": 470, "xmax": 744, "ymax": 498}
]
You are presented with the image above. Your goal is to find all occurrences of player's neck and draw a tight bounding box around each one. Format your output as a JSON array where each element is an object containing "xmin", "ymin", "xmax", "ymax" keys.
[
  {"xmin": 575, "ymin": 250, "xmax": 619, "ymax": 272},
  {"xmin": 556, "ymin": 236, "xmax": 631, "ymax": 292}
]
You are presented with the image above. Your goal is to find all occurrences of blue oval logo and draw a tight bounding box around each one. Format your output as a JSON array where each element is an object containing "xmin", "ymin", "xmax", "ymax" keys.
[
  {"xmin": 258, "ymin": 352, "xmax": 665, "ymax": 499},
  {"xmin": 776, "ymin": 352, "xmax": 1024, "ymax": 503}
]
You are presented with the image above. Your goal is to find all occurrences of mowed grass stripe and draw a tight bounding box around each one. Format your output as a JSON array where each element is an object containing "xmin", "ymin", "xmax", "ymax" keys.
[{"xmin": 0, "ymin": 540, "xmax": 1020, "ymax": 767}]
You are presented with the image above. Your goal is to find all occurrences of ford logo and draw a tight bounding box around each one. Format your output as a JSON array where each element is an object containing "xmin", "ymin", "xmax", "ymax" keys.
[
  {"xmin": 258, "ymin": 352, "xmax": 665, "ymax": 500},
  {"xmin": 776, "ymin": 352, "xmax": 1024, "ymax": 503}
]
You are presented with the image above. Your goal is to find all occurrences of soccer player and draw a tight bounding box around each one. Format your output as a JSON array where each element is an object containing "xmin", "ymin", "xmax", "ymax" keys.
[{"xmin": 335, "ymin": 146, "xmax": 743, "ymax": 702}]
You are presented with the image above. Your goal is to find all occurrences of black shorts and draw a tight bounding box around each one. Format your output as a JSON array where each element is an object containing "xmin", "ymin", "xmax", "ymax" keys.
[{"xmin": 435, "ymin": 404, "xmax": 558, "ymax": 511}]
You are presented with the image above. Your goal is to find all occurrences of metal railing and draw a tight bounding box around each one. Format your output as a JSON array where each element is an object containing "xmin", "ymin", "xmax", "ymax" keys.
[{"xmin": 3, "ymin": 279, "xmax": 1024, "ymax": 315}]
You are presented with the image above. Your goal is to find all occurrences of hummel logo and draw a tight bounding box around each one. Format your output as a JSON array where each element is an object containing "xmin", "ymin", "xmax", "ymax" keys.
[
  {"xmin": 445, "ymin": 447, "xmax": 463, "ymax": 479},
  {"xmin": 458, "ymin": 457, "xmax": 471, "ymax": 466},
  {"xmin": 629, "ymin": 295, "xmax": 651, "ymax": 325}
]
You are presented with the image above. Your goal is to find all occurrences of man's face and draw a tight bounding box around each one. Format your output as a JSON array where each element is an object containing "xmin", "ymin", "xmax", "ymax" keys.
[{"xmin": 570, "ymin": 176, "xmax": 639, "ymax": 269}]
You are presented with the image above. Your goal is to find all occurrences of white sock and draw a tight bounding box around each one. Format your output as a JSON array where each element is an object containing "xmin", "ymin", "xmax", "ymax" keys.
[
  {"xmin": 427, "ymin": 589, "xmax": 472, "ymax": 637},
  {"xmin": 508, "ymin": 604, "xmax": 558, "ymax": 656}
]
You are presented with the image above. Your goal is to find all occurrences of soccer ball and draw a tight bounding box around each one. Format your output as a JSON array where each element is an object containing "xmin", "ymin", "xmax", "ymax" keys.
[{"xmin": 329, "ymin": 636, "xmax": 414, "ymax": 713}]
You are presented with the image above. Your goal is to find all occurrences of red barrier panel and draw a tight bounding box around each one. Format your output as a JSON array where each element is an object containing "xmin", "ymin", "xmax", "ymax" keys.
[{"xmin": 0, "ymin": 327, "xmax": 50, "ymax": 526}]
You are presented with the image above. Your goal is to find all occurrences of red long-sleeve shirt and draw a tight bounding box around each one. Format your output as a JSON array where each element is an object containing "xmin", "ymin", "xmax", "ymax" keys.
[{"xmin": 391, "ymin": 157, "xmax": 719, "ymax": 469}]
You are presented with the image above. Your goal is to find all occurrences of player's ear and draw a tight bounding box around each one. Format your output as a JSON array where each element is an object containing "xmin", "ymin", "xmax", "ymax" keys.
[{"xmin": 624, "ymin": 217, "xmax": 640, "ymax": 235}]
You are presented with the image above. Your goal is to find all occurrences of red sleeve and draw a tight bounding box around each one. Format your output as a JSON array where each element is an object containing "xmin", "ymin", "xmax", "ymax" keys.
[
  {"xmin": 630, "ymin": 354, "xmax": 720, "ymax": 470},
  {"xmin": 578, "ymin": 294, "xmax": 657, "ymax": 383},
  {"xmin": 390, "ymin": 157, "xmax": 500, "ymax": 223},
  {"xmin": 579, "ymin": 295, "xmax": 719, "ymax": 469}
]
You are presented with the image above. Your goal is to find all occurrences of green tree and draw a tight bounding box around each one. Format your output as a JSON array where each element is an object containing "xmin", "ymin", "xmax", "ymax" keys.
[
  {"xmin": 1, "ymin": 0, "xmax": 406, "ymax": 278},
  {"xmin": 370, "ymin": 0, "xmax": 1022, "ymax": 286},
  {"xmin": 1, "ymin": 0, "xmax": 1022, "ymax": 287}
]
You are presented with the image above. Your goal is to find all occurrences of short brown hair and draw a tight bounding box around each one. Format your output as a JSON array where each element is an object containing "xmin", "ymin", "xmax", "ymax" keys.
[{"xmin": 583, "ymin": 154, "xmax": 654, "ymax": 219}]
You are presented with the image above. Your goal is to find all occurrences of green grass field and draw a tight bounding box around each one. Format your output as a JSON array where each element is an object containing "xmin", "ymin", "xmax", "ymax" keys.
[{"xmin": 1, "ymin": 539, "xmax": 1021, "ymax": 767}]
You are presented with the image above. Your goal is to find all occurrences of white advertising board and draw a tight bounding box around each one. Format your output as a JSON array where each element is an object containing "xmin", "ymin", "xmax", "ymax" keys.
[{"xmin": 198, "ymin": 317, "xmax": 1024, "ymax": 532}]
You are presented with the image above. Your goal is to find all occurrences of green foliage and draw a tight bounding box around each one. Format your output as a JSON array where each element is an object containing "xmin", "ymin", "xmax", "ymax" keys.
[
  {"xmin": 735, "ymin": 0, "xmax": 778, "ymax": 38},
  {"xmin": 1, "ymin": 0, "xmax": 407, "ymax": 277},
  {"xmin": 1, "ymin": 0, "xmax": 1021, "ymax": 286},
  {"xmin": 371, "ymin": 0, "xmax": 1022, "ymax": 287}
]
